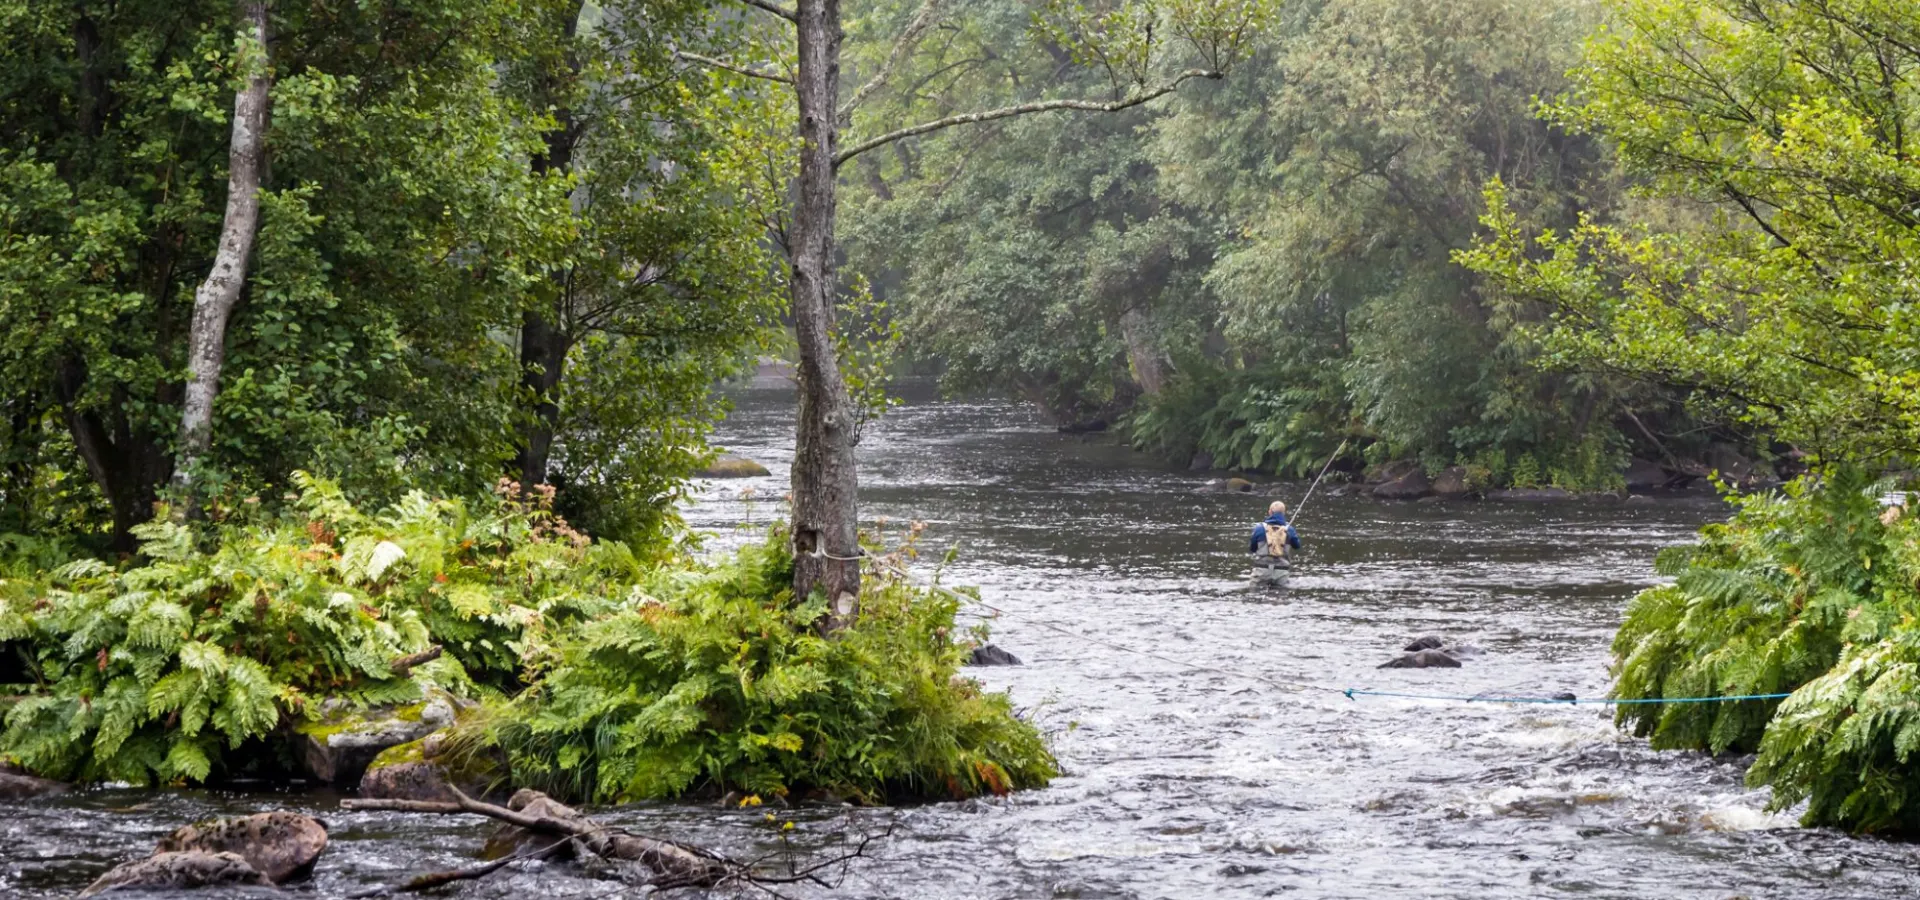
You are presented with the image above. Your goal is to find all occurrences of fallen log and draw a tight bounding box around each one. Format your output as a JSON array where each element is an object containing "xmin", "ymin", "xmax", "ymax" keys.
[{"xmin": 342, "ymin": 787, "xmax": 729, "ymax": 887}]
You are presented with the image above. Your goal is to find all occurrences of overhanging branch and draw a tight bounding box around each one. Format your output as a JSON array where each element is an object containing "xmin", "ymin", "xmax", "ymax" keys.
[
  {"xmin": 676, "ymin": 50, "xmax": 793, "ymax": 85},
  {"xmin": 833, "ymin": 69, "xmax": 1220, "ymax": 168},
  {"xmin": 732, "ymin": 0, "xmax": 796, "ymax": 23},
  {"xmin": 838, "ymin": 0, "xmax": 947, "ymax": 121}
]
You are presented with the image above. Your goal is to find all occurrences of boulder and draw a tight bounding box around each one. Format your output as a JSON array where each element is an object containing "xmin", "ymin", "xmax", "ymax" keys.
[
  {"xmin": 294, "ymin": 691, "xmax": 462, "ymax": 788},
  {"xmin": 1188, "ymin": 451, "xmax": 1216, "ymax": 471},
  {"xmin": 1372, "ymin": 470, "xmax": 1432, "ymax": 501},
  {"xmin": 481, "ymin": 789, "xmax": 587, "ymax": 862},
  {"xmin": 1623, "ymin": 457, "xmax": 1673, "ymax": 492},
  {"xmin": 0, "ymin": 769, "xmax": 68, "ymax": 801},
  {"xmin": 358, "ymin": 731, "xmax": 502, "ymax": 803},
  {"xmin": 1485, "ymin": 487, "xmax": 1575, "ymax": 502},
  {"xmin": 1196, "ymin": 478, "xmax": 1257, "ymax": 494},
  {"xmin": 79, "ymin": 852, "xmax": 272, "ymax": 897},
  {"xmin": 696, "ymin": 453, "xmax": 770, "ymax": 478},
  {"xmin": 155, "ymin": 811, "xmax": 328, "ymax": 883},
  {"xmin": 1378, "ymin": 649, "xmax": 1463, "ymax": 669},
  {"xmin": 1364, "ymin": 459, "xmax": 1420, "ymax": 485},
  {"xmin": 1403, "ymin": 635, "xmax": 1446, "ymax": 652},
  {"xmin": 1056, "ymin": 419, "xmax": 1108, "ymax": 435},
  {"xmin": 1430, "ymin": 466, "xmax": 1471, "ymax": 500},
  {"xmin": 966, "ymin": 644, "xmax": 1023, "ymax": 667}
]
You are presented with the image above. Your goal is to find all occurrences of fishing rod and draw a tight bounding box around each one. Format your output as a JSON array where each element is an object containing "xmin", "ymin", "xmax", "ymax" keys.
[{"xmin": 1289, "ymin": 438, "xmax": 1349, "ymax": 525}]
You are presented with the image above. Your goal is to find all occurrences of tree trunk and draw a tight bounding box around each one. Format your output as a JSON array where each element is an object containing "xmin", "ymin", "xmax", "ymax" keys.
[
  {"xmin": 56, "ymin": 360, "xmax": 167, "ymax": 553},
  {"xmin": 1118, "ymin": 307, "xmax": 1169, "ymax": 397},
  {"xmin": 790, "ymin": 0, "xmax": 863, "ymax": 630},
  {"xmin": 171, "ymin": 0, "xmax": 271, "ymax": 508},
  {"xmin": 512, "ymin": 2, "xmax": 582, "ymax": 491},
  {"xmin": 513, "ymin": 311, "xmax": 570, "ymax": 487}
]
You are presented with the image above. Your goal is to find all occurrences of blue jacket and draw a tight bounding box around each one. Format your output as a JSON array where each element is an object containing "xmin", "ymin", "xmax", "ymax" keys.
[{"xmin": 1250, "ymin": 513, "xmax": 1301, "ymax": 554}]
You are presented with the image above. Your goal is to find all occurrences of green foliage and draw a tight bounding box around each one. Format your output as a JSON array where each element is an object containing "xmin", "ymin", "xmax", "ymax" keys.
[
  {"xmin": 846, "ymin": 0, "xmax": 1662, "ymax": 476},
  {"xmin": 1460, "ymin": 0, "xmax": 1920, "ymax": 466},
  {"xmin": 0, "ymin": 474, "xmax": 626, "ymax": 784},
  {"xmin": 1610, "ymin": 469, "xmax": 1920, "ymax": 832},
  {"xmin": 477, "ymin": 532, "xmax": 1058, "ymax": 804}
]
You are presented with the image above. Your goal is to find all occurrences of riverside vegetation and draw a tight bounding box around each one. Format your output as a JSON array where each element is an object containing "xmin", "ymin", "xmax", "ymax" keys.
[{"xmin": 0, "ymin": 475, "xmax": 1055, "ymax": 801}]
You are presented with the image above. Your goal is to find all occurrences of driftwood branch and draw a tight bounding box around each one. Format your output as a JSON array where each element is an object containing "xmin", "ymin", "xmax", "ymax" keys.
[
  {"xmin": 732, "ymin": 0, "xmax": 796, "ymax": 23},
  {"xmin": 838, "ymin": 0, "xmax": 947, "ymax": 121},
  {"xmin": 342, "ymin": 788, "xmax": 729, "ymax": 886},
  {"xmin": 343, "ymin": 788, "xmax": 890, "ymax": 893},
  {"xmin": 677, "ymin": 50, "xmax": 793, "ymax": 85},
  {"xmin": 386, "ymin": 646, "xmax": 441, "ymax": 678},
  {"xmin": 833, "ymin": 69, "xmax": 1220, "ymax": 167},
  {"xmin": 345, "ymin": 836, "xmax": 572, "ymax": 898}
]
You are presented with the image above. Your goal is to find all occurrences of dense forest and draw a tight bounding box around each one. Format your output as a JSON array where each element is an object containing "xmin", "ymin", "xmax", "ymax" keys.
[{"xmin": 3, "ymin": 0, "xmax": 1920, "ymax": 892}]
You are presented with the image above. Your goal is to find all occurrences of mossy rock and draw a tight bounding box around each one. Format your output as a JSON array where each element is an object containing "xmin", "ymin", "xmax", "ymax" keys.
[
  {"xmin": 293, "ymin": 691, "xmax": 462, "ymax": 787},
  {"xmin": 360, "ymin": 730, "xmax": 503, "ymax": 802},
  {"xmin": 696, "ymin": 454, "xmax": 770, "ymax": 478}
]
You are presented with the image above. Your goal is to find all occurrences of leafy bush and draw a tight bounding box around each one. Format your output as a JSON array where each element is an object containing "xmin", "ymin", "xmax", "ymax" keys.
[
  {"xmin": 478, "ymin": 532, "xmax": 1058, "ymax": 804},
  {"xmin": 1126, "ymin": 361, "xmax": 1352, "ymax": 477},
  {"xmin": 1612, "ymin": 469, "xmax": 1920, "ymax": 832},
  {"xmin": 0, "ymin": 474, "xmax": 626, "ymax": 784}
]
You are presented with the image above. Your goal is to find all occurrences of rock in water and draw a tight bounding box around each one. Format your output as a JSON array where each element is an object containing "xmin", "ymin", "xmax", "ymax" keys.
[
  {"xmin": 155, "ymin": 811, "xmax": 328, "ymax": 883},
  {"xmin": 1372, "ymin": 470, "xmax": 1433, "ymax": 500},
  {"xmin": 79, "ymin": 851, "xmax": 272, "ymax": 896},
  {"xmin": 1403, "ymin": 635, "xmax": 1446, "ymax": 652},
  {"xmin": 1378, "ymin": 649, "xmax": 1462, "ymax": 669},
  {"xmin": 967, "ymin": 644, "xmax": 1023, "ymax": 666},
  {"xmin": 695, "ymin": 453, "xmax": 770, "ymax": 478},
  {"xmin": 1431, "ymin": 466, "xmax": 1471, "ymax": 499},
  {"xmin": 1485, "ymin": 487, "xmax": 1575, "ymax": 502},
  {"xmin": 295, "ymin": 690, "xmax": 462, "ymax": 787},
  {"xmin": 0, "ymin": 769, "xmax": 68, "ymax": 801},
  {"xmin": 359, "ymin": 730, "xmax": 503, "ymax": 803}
]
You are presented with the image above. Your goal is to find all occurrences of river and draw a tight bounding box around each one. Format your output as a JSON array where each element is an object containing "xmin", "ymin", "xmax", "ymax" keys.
[{"xmin": 6, "ymin": 380, "xmax": 1919, "ymax": 898}]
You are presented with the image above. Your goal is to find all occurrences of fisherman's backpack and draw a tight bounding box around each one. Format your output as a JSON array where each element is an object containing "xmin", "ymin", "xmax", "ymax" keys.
[{"xmin": 1261, "ymin": 523, "xmax": 1290, "ymax": 558}]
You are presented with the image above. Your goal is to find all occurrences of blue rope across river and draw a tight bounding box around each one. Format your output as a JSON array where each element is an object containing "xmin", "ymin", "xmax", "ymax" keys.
[{"xmin": 1341, "ymin": 689, "xmax": 1795, "ymax": 705}]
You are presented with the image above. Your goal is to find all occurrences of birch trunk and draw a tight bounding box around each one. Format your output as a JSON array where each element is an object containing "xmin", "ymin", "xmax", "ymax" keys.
[
  {"xmin": 171, "ymin": 0, "xmax": 270, "ymax": 506},
  {"xmin": 789, "ymin": 0, "xmax": 863, "ymax": 630}
]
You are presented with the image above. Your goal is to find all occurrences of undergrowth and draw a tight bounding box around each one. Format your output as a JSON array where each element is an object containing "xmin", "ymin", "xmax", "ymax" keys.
[
  {"xmin": 1612, "ymin": 468, "xmax": 1920, "ymax": 832},
  {"xmin": 474, "ymin": 530, "xmax": 1058, "ymax": 804},
  {"xmin": 0, "ymin": 477, "xmax": 1054, "ymax": 803}
]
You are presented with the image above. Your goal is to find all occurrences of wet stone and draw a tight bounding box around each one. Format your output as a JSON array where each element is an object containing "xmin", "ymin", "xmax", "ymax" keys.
[
  {"xmin": 154, "ymin": 811, "xmax": 329, "ymax": 883},
  {"xmin": 1378, "ymin": 649, "xmax": 1463, "ymax": 669},
  {"xmin": 0, "ymin": 769, "xmax": 68, "ymax": 801},
  {"xmin": 967, "ymin": 643, "xmax": 1023, "ymax": 666},
  {"xmin": 1403, "ymin": 635, "xmax": 1446, "ymax": 652},
  {"xmin": 79, "ymin": 851, "xmax": 272, "ymax": 897}
]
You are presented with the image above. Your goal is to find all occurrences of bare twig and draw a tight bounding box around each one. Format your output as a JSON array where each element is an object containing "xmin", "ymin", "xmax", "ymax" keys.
[
  {"xmin": 834, "ymin": 69, "xmax": 1220, "ymax": 167},
  {"xmin": 386, "ymin": 646, "xmax": 441, "ymax": 678}
]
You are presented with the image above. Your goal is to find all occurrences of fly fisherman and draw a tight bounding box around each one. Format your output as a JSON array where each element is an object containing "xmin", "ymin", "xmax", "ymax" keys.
[{"xmin": 1249, "ymin": 500, "xmax": 1301, "ymax": 585}]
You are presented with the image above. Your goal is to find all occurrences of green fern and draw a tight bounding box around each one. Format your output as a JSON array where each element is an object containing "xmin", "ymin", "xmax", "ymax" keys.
[{"xmin": 1613, "ymin": 469, "xmax": 1920, "ymax": 832}]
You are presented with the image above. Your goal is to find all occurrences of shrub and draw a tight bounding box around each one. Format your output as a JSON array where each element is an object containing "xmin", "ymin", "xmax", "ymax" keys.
[
  {"xmin": 0, "ymin": 474, "xmax": 626, "ymax": 784},
  {"xmin": 1612, "ymin": 469, "xmax": 1920, "ymax": 832},
  {"xmin": 477, "ymin": 531, "xmax": 1058, "ymax": 804}
]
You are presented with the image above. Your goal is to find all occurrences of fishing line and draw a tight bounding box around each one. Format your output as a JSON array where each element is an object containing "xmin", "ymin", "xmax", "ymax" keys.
[{"xmin": 1289, "ymin": 438, "xmax": 1349, "ymax": 525}]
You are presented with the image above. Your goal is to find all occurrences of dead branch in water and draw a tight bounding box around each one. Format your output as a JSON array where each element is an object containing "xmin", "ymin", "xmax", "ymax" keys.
[
  {"xmin": 341, "ymin": 787, "xmax": 888, "ymax": 893},
  {"xmin": 345, "ymin": 835, "xmax": 572, "ymax": 898}
]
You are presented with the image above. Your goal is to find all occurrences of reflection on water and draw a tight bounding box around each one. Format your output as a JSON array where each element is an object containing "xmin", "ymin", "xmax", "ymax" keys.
[{"xmin": 5, "ymin": 380, "xmax": 1917, "ymax": 899}]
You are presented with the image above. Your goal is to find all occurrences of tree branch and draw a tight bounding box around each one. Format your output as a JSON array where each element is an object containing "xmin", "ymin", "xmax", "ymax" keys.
[
  {"xmin": 833, "ymin": 69, "xmax": 1219, "ymax": 167},
  {"xmin": 731, "ymin": 0, "xmax": 796, "ymax": 24},
  {"xmin": 838, "ymin": 0, "xmax": 946, "ymax": 121},
  {"xmin": 677, "ymin": 50, "xmax": 793, "ymax": 85}
]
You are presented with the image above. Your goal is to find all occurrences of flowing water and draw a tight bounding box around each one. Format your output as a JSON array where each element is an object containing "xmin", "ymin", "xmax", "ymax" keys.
[{"xmin": 7, "ymin": 380, "xmax": 1920, "ymax": 899}]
